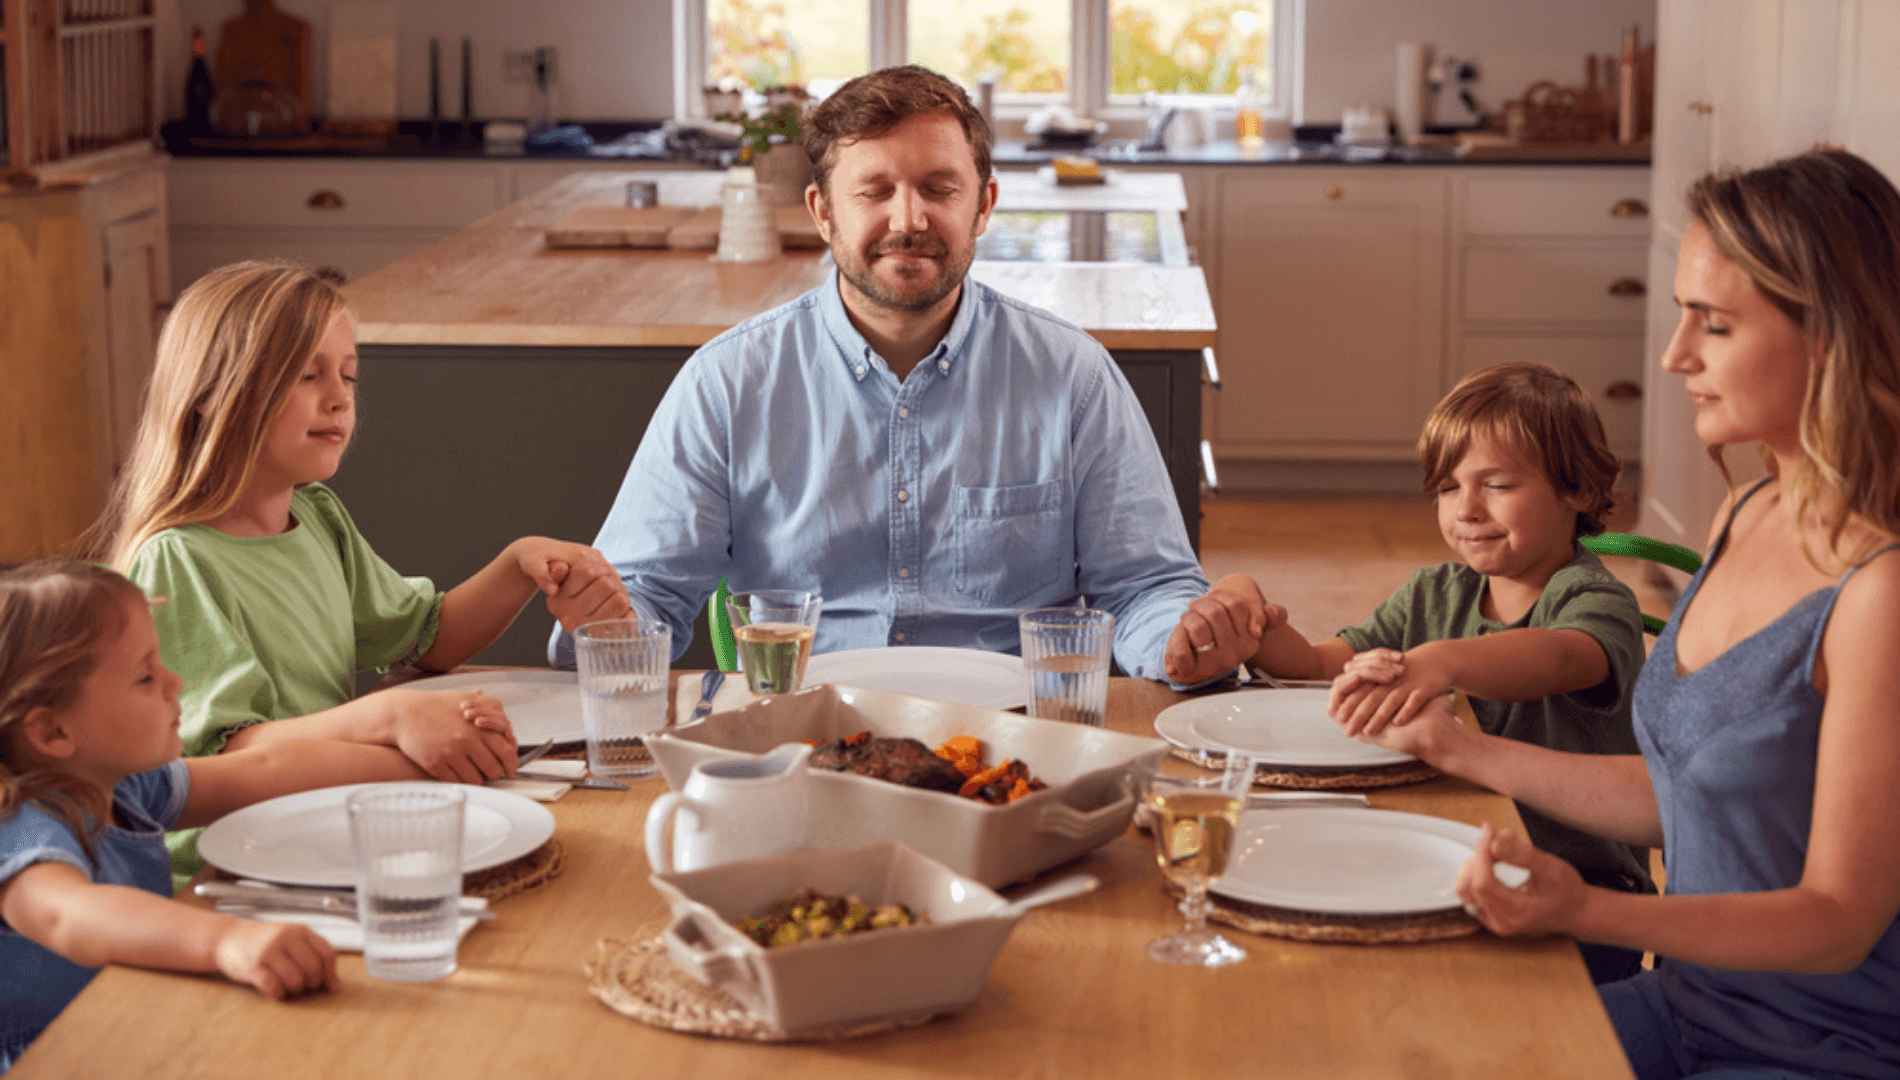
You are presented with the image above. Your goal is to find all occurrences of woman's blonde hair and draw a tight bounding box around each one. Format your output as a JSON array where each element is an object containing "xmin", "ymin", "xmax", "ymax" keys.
[
  {"xmin": 0, "ymin": 562, "xmax": 148, "ymax": 856},
  {"xmin": 86, "ymin": 262, "xmax": 349, "ymax": 569},
  {"xmin": 1688, "ymin": 149, "xmax": 1900, "ymax": 561},
  {"xmin": 1418, "ymin": 362, "xmax": 1621, "ymax": 538}
]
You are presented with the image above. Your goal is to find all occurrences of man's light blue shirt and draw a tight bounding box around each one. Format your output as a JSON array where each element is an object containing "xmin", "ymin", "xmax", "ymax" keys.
[{"xmin": 551, "ymin": 270, "xmax": 1208, "ymax": 682}]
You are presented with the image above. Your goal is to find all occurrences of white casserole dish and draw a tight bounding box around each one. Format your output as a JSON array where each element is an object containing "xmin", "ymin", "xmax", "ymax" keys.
[
  {"xmin": 649, "ymin": 841, "xmax": 1020, "ymax": 1035},
  {"xmin": 647, "ymin": 684, "xmax": 1167, "ymax": 887}
]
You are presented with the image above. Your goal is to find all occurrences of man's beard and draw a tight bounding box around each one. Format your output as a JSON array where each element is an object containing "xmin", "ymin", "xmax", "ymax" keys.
[{"xmin": 834, "ymin": 227, "xmax": 975, "ymax": 313}]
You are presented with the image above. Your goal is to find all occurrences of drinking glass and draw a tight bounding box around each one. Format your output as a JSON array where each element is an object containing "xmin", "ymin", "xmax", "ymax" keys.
[
  {"xmin": 725, "ymin": 590, "xmax": 823, "ymax": 696},
  {"xmin": 1143, "ymin": 755, "xmax": 1254, "ymax": 967},
  {"xmin": 1019, "ymin": 607, "xmax": 1114, "ymax": 727},
  {"xmin": 574, "ymin": 617, "xmax": 671, "ymax": 780},
  {"xmin": 346, "ymin": 784, "xmax": 467, "ymax": 982}
]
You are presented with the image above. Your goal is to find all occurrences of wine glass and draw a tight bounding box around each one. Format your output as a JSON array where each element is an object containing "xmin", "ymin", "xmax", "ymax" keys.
[{"xmin": 1143, "ymin": 755, "xmax": 1254, "ymax": 967}]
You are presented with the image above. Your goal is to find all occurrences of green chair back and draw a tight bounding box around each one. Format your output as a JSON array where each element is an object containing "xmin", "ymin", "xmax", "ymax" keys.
[
  {"xmin": 1579, "ymin": 532, "xmax": 1704, "ymax": 635},
  {"xmin": 707, "ymin": 576, "xmax": 737, "ymax": 672}
]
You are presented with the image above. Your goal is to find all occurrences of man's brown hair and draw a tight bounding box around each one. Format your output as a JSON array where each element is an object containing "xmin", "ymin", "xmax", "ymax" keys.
[
  {"xmin": 1418, "ymin": 362, "xmax": 1620, "ymax": 538},
  {"xmin": 802, "ymin": 65, "xmax": 992, "ymax": 196}
]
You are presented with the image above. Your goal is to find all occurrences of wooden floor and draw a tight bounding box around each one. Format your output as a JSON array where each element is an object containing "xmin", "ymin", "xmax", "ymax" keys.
[{"xmin": 1197, "ymin": 496, "xmax": 1680, "ymax": 651}]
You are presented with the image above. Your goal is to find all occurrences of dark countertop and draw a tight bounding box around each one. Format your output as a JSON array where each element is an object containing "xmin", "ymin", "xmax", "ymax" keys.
[{"xmin": 160, "ymin": 120, "xmax": 1649, "ymax": 168}]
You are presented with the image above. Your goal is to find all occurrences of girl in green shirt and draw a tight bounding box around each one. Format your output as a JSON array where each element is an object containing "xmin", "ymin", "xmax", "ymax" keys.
[{"xmin": 86, "ymin": 261, "xmax": 633, "ymax": 885}]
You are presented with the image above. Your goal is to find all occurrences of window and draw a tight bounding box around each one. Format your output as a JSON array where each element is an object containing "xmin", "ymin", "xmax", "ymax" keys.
[{"xmin": 676, "ymin": 0, "xmax": 1299, "ymax": 121}]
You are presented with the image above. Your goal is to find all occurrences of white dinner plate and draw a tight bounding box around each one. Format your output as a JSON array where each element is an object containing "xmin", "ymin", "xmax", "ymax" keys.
[
  {"xmin": 412, "ymin": 669, "xmax": 584, "ymax": 745},
  {"xmin": 198, "ymin": 783, "xmax": 557, "ymax": 888},
  {"xmin": 804, "ymin": 647, "xmax": 1026, "ymax": 710},
  {"xmin": 1212, "ymin": 807, "xmax": 1491, "ymax": 914},
  {"xmin": 1152, "ymin": 689, "xmax": 1413, "ymax": 769}
]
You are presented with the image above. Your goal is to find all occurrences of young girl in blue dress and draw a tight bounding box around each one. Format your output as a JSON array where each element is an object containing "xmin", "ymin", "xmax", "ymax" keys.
[
  {"xmin": 86, "ymin": 262, "xmax": 632, "ymax": 885},
  {"xmin": 0, "ymin": 562, "xmax": 441, "ymax": 1068},
  {"xmin": 1364, "ymin": 150, "xmax": 1900, "ymax": 1080}
]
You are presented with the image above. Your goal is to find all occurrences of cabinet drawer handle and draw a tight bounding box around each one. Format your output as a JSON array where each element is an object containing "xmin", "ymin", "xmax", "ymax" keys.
[
  {"xmin": 307, "ymin": 189, "xmax": 346, "ymax": 210},
  {"xmin": 1200, "ymin": 440, "xmax": 1220, "ymax": 495},
  {"xmin": 1688, "ymin": 100, "xmax": 1714, "ymax": 116},
  {"xmin": 1200, "ymin": 347, "xmax": 1222, "ymax": 389},
  {"xmin": 1610, "ymin": 198, "xmax": 1648, "ymax": 219},
  {"xmin": 1607, "ymin": 277, "xmax": 1646, "ymax": 297},
  {"xmin": 1324, "ymin": 185, "xmax": 1343, "ymax": 200},
  {"xmin": 1605, "ymin": 380, "xmax": 1642, "ymax": 401}
]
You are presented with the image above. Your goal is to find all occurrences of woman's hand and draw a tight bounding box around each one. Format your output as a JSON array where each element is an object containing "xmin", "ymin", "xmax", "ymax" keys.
[
  {"xmin": 212, "ymin": 919, "xmax": 340, "ymax": 1000},
  {"xmin": 386, "ymin": 689, "xmax": 516, "ymax": 783},
  {"xmin": 1454, "ymin": 823, "xmax": 1586, "ymax": 938},
  {"xmin": 1329, "ymin": 648, "xmax": 1452, "ymax": 737},
  {"xmin": 1345, "ymin": 690, "xmax": 1472, "ymax": 768},
  {"xmin": 513, "ymin": 539, "xmax": 632, "ymax": 633}
]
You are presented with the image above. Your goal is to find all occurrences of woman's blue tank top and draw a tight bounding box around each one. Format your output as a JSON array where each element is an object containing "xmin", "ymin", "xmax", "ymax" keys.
[{"xmin": 1632, "ymin": 481, "xmax": 1900, "ymax": 1079}]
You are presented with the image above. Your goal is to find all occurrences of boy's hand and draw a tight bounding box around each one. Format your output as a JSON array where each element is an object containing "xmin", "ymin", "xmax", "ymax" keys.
[
  {"xmin": 513, "ymin": 539, "xmax": 632, "ymax": 633},
  {"xmin": 1164, "ymin": 577, "xmax": 1285, "ymax": 684},
  {"xmin": 213, "ymin": 919, "xmax": 341, "ymax": 1000},
  {"xmin": 387, "ymin": 689, "xmax": 517, "ymax": 783},
  {"xmin": 1329, "ymin": 648, "xmax": 1453, "ymax": 737},
  {"xmin": 1453, "ymin": 824, "xmax": 1585, "ymax": 939},
  {"xmin": 1344, "ymin": 690, "xmax": 1468, "ymax": 766}
]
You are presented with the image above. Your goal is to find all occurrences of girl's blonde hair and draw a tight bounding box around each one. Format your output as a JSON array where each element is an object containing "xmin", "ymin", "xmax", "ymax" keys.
[
  {"xmin": 0, "ymin": 562, "xmax": 148, "ymax": 855},
  {"xmin": 1418, "ymin": 362, "xmax": 1620, "ymax": 538},
  {"xmin": 1688, "ymin": 149, "xmax": 1900, "ymax": 561},
  {"xmin": 86, "ymin": 262, "xmax": 349, "ymax": 569}
]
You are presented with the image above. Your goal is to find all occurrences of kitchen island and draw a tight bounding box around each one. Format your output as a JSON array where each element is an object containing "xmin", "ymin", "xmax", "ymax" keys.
[{"xmin": 334, "ymin": 170, "xmax": 1216, "ymax": 668}]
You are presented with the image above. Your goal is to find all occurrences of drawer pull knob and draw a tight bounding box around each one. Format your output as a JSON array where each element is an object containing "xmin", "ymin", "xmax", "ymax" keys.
[
  {"xmin": 315, "ymin": 266, "xmax": 349, "ymax": 286},
  {"xmin": 1688, "ymin": 100, "xmax": 1714, "ymax": 116},
  {"xmin": 1605, "ymin": 380, "xmax": 1642, "ymax": 401},
  {"xmin": 1610, "ymin": 198, "xmax": 1649, "ymax": 219},
  {"xmin": 1607, "ymin": 277, "xmax": 1646, "ymax": 297},
  {"xmin": 307, "ymin": 189, "xmax": 346, "ymax": 210},
  {"xmin": 1325, "ymin": 185, "xmax": 1343, "ymax": 200}
]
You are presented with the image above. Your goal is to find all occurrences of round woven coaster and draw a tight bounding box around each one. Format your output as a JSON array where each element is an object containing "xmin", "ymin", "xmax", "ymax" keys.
[
  {"xmin": 1168, "ymin": 747, "xmax": 1439, "ymax": 790},
  {"xmin": 1166, "ymin": 882, "xmax": 1481, "ymax": 945},
  {"xmin": 464, "ymin": 839, "xmax": 564, "ymax": 902},
  {"xmin": 586, "ymin": 936, "xmax": 944, "ymax": 1042}
]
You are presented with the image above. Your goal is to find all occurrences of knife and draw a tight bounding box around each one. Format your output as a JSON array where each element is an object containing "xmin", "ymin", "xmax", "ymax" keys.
[
  {"xmin": 688, "ymin": 669, "xmax": 726, "ymax": 723},
  {"xmin": 195, "ymin": 882, "xmax": 497, "ymax": 919},
  {"xmin": 516, "ymin": 738, "xmax": 555, "ymax": 769},
  {"xmin": 515, "ymin": 769, "xmax": 629, "ymax": 791}
]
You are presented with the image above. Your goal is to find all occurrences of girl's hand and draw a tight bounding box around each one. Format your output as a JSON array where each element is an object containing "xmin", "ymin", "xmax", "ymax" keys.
[
  {"xmin": 1454, "ymin": 824, "xmax": 1586, "ymax": 939},
  {"xmin": 212, "ymin": 919, "xmax": 341, "ymax": 1000},
  {"xmin": 1165, "ymin": 577, "xmax": 1285, "ymax": 684},
  {"xmin": 511, "ymin": 538, "xmax": 632, "ymax": 633},
  {"xmin": 387, "ymin": 689, "xmax": 517, "ymax": 783}
]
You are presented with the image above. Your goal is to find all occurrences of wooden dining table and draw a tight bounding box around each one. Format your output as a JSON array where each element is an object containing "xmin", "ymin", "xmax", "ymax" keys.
[{"xmin": 13, "ymin": 677, "xmax": 1634, "ymax": 1079}]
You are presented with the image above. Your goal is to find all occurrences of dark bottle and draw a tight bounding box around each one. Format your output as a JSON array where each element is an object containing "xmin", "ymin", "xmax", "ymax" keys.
[{"xmin": 186, "ymin": 26, "xmax": 215, "ymax": 133}]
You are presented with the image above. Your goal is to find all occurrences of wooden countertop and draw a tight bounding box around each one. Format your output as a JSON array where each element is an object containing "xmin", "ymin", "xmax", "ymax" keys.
[
  {"xmin": 346, "ymin": 170, "xmax": 1217, "ymax": 351},
  {"xmin": 16, "ymin": 677, "xmax": 1630, "ymax": 1080}
]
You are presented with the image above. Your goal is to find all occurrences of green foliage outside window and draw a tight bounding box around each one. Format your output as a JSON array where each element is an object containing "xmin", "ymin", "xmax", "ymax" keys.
[
  {"xmin": 710, "ymin": 0, "xmax": 807, "ymax": 89},
  {"xmin": 958, "ymin": 10, "xmax": 1066, "ymax": 93},
  {"xmin": 1111, "ymin": 3, "xmax": 1270, "ymax": 96}
]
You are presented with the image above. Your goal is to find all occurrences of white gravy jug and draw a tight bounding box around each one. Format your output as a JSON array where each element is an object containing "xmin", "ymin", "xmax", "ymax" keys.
[{"xmin": 644, "ymin": 742, "xmax": 813, "ymax": 873}]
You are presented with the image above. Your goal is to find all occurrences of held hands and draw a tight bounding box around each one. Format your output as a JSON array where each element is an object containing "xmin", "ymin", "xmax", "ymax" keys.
[
  {"xmin": 1164, "ymin": 574, "xmax": 1286, "ymax": 685},
  {"xmin": 213, "ymin": 918, "xmax": 340, "ymax": 1000},
  {"xmin": 1328, "ymin": 646, "xmax": 1453, "ymax": 738},
  {"xmin": 1453, "ymin": 823, "xmax": 1585, "ymax": 939},
  {"xmin": 386, "ymin": 688, "xmax": 517, "ymax": 784},
  {"xmin": 512, "ymin": 538, "xmax": 632, "ymax": 634}
]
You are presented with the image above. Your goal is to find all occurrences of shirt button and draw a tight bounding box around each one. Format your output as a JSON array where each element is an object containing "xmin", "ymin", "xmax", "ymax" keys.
[
  {"xmin": 855, "ymin": 365, "xmax": 867, "ymax": 377},
  {"xmin": 897, "ymin": 490, "xmax": 910, "ymax": 502},
  {"xmin": 894, "ymin": 631, "xmax": 907, "ymax": 642},
  {"xmin": 898, "ymin": 407, "xmax": 909, "ymax": 419},
  {"xmin": 899, "ymin": 568, "xmax": 910, "ymax": 578},
  {"xmin": 938, "ymin": 360, "xmax": 949, "ymax": 372}
]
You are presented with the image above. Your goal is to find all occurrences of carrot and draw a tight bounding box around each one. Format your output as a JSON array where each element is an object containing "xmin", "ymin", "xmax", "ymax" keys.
[
  {"xmin": 939, "ymin": 735, "xmax": 981, "ymax": 759},
  {"xmin": 959, "ymin": 760, "xmax": 1014, "ymax": 798},
  {"xmin": 1007, "ymin": 777, "xmax": 1032, "ymax": 802}
]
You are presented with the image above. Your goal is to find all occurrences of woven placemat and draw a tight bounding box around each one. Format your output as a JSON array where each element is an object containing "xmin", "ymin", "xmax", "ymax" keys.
[
  {"xmin": 464, "ymin": 839, "xmax": 564, "ymax": 902},
  {"xmin": 1166, "ymin": 881, "xmax": 1481, "ymax": 945},
  {"xmin": 586, "ymin": 936, "xmax": 944, "ymax": 1042},
  {"xmin": 1168, "ymin": 747, "xmax": 1440, "ymax": 790}
]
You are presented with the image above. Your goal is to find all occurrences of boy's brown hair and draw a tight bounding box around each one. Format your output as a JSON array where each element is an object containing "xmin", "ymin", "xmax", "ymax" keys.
[
  {"xmin": 1418, "ymin": 362, "xmax": 1620, "ymax": 538},
  {"xmin": 802, "ymin": 65, "xmax": 993, "ymax": 197}
]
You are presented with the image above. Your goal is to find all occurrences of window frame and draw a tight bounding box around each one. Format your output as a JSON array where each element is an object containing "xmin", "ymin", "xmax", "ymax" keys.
[{"xmin": 672, "ymin": 0, "xmax": 1302, "ymax": 124}]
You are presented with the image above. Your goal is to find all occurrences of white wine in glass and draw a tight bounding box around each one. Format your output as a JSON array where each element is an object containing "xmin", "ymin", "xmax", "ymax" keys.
[
  {"xmin": 1145, "ymin": 774, "xmax": 1248, "ymax": 967},
  {"xmin": 734, "ymin": 621, "xmax": 814, "ymax": 695}
]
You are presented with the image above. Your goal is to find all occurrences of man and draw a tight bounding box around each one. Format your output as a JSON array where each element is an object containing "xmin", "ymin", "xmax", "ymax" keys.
[{"xmin": 554, "ymin": 65, "xmax": 1256, "ymax": 685}]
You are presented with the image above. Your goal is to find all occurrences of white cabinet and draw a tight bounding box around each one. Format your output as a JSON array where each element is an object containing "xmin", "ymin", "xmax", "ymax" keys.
[
  {"xmin": 1642, "ymin": 0, "xmax": 1900, "ymax": 549},
  {"xmin": 1211, "ymin": 169, "xmax": 1447, "ymax": 462},
  {"xmin": 1449, "ymin": 168, "xmax": 1652, "ymax": 461}
]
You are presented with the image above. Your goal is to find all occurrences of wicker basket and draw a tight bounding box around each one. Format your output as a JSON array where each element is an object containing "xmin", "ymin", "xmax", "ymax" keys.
[{"xmin": 1504, "ymin": 81, "xmax": 1612, "ymax": 144}]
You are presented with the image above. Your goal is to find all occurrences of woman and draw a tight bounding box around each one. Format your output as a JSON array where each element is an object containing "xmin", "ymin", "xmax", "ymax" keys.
[{"xmin": 1348, "ymin": 149, "xmax": 1900, "ymax": 1080}]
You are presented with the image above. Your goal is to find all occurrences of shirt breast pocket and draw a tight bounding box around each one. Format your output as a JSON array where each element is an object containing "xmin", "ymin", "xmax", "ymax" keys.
[{"xmin": 952, "ymin": 480, "xmax": 1070, "ymax": 607}]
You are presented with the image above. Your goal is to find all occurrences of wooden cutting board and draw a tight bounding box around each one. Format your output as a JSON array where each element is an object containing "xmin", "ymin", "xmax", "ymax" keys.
[
  {"xmin": 665, "ymin": 206, "xmax": 826, "ymax": 251},
  {"xmin": 544, "ymin": 206, "xmax": 698, "ymax": 248}
]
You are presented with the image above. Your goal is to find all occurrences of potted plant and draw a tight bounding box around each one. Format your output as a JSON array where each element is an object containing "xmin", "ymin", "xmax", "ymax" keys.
[{"xmin": 718, "ymin": 87, "xmax": 813, "ymax": 206}]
